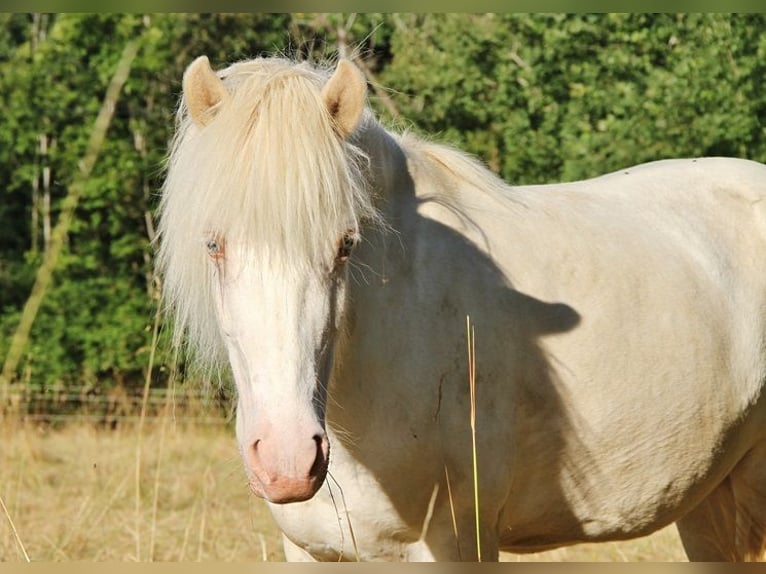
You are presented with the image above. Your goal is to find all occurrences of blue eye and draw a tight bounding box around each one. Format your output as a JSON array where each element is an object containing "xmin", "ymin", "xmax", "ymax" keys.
[{"xmin": 206, "ymin": 237, "xmax": 225, "ymax": 258}]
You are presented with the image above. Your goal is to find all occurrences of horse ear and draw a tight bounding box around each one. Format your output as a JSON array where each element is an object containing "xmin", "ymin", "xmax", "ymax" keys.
[
  {"xmin": 183, "ymin": 56, "xmax": 229, "ymax": 127},
  {"xmin": 322, "ymin": 60, "xmax": 367, "ymax": 138}
]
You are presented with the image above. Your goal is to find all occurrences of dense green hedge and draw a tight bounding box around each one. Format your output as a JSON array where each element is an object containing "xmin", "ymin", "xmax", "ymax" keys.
[{"xmin": 1, "ymin": 14, "xmax": 764, "ymax": 397}]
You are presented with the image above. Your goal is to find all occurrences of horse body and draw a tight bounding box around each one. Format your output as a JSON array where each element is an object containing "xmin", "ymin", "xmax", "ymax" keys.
[{"xmin": 159, "ymin": 55, "xmax": 766, "ymax": 561}]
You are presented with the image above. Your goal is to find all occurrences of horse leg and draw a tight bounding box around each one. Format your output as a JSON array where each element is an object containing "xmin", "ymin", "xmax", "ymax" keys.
[
  {"xmin": 675, "ymin": 475, "xmax": 737, "ymax": 561},
  {"xmin": 281, "ymin": 534, "xmax": 318, "ymax": 561},
  {"xmin": 404, "ymin": 504, "xmax": 499, "ymax": 562},
  {"xmin": 676, "ymin": 443, "xmax": 766, "ymax": 561},
  {"xmin": 727, "ymin": 443, "xmax": 766, "ymax": 561}
]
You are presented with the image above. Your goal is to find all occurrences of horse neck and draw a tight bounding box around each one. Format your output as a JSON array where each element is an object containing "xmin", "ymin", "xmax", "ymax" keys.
[
  {"xmin": 353, "ymin": 119, "xmax": 411, "ymax": 203},
  {"xmin": 327, "ymin": 119, "xmax": 407, "ymax": 391}
]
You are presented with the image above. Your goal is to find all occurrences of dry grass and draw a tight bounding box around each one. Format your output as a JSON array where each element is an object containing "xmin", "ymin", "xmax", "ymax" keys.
[
  {"xmin": 0, "ymin": 419, "xmax": 687, "ymax": 562},
  {"xmin": 0, "ymin": 419, "xmax": 282, "ymax": 561}
]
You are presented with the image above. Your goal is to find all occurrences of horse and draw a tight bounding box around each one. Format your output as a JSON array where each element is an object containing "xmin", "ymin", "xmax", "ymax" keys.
[{"xmin": 157, "ymin": 54, "xmax": 766, "ymax": 562}]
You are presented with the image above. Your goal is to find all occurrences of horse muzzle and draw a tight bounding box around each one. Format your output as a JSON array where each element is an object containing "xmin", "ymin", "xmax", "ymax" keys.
[{"xmin": 244, "ymin": 432, "xmax": 330, "ymax": 504}]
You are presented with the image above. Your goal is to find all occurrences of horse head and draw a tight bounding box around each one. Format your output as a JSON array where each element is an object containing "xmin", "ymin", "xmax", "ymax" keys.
[{"xmin": 161, "ymin": 56, "xmax": 373, "ymax": 503}]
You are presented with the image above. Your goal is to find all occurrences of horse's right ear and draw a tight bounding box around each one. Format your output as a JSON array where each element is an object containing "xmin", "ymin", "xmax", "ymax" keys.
[{"xmin": 183, "ymin": 56, "xmax": 229, "ymax": 127}]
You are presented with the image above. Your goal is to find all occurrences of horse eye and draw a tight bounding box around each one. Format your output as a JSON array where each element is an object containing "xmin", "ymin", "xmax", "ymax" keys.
[
  {"xmin": 336, "ymin": 231, "xmax": 357, "ymax": 262},
  {"xmin": 206, "ymin": 237, "xmax": 225, "ymax": 259}
]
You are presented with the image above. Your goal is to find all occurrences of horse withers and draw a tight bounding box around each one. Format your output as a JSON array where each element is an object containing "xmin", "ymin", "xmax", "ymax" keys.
[{"xmin": 158, "ymin": 55, "xmax": 766, "ymax": 561}]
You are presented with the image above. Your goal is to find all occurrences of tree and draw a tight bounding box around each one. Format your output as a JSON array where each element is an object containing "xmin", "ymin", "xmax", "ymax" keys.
[
  {"xmin": 2, "ymin": 14, "xmax": 765, "ymax": 411},
  {"xmin": 380, "ymin": 14, "xmax": 766, "ymax": 183}
]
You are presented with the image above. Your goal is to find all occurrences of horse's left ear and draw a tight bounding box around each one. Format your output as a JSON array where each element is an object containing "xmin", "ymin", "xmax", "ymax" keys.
[{"xmin": 322, "ymin": 60, "xmax": 367, "ymax": 138}]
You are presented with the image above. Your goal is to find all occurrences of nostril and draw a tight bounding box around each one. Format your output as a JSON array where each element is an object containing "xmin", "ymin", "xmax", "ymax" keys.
[{"xmin": 311, "ymin": 433, "xmax": 330, "ymax": 477}]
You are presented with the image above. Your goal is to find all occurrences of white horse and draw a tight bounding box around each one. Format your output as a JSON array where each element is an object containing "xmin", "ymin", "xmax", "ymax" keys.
[{"xmin": 158, "ymin": 55, "xmax": 766, "ymax": 561}]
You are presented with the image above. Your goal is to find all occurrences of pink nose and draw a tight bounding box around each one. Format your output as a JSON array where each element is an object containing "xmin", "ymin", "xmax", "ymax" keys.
[{"xmin": 245, "ymin": 433, "xmax": 330, "ymax": 504}]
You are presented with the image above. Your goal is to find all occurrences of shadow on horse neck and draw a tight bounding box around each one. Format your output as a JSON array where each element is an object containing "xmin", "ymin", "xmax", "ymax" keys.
[{"xmin": 325, "ymin": 125, "xmax": 598, "ymax": 559}]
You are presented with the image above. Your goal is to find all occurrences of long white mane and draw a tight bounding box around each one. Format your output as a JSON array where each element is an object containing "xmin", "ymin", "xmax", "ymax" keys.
[{"xmin": 157, "ymin": 57, "xmax": 378, "ymax": 366}]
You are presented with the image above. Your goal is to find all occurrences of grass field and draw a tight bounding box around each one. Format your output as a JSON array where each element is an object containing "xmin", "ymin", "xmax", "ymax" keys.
[{"xmin": 0, "ymin": 419, "xmax": 687, "ymax": 562}]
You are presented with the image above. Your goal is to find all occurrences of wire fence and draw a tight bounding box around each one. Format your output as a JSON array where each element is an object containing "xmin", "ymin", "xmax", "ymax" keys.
[{"xmin": 3, "ymin": 383, "xmax": 233, "ymax": 426}]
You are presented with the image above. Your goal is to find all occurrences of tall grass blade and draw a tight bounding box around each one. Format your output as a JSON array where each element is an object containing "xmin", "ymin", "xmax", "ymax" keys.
[
  {"xmin": 0, "ymin": 492, "xmax": 30, "ymax": 562},
  {"xmin": 258, "ymin": 533, "xmax": 268, "ymax": 561},
  {"xmin": 327, "ymin": 472, "xmax": 361, "ymax": 561},
  {"xmin": 134, "ymin": 290, "xmax": 163, "ymax": 561},
  {"xmin": 149, "ymin": 351, "xmax": 177, "ymax": 560},
  {"xmin": 418, "ymin": 483, "xmax": 440, "ymax": 542},
  {"xmin": 467, "ymin": 315, "xmax": 481, "ymax": 561},
  {"xmin": 443, "ymin": 465, "xmax": 462, "ymax": 560}
]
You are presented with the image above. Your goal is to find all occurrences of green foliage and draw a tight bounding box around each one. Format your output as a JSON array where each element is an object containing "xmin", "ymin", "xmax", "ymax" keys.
[
  {"xmin": 381, "ymin": 14, "xmax": 766, "ymax": 183},
  {"xmin": 1, "ymin": 13, "xmax": 765, "ymax": 402}
]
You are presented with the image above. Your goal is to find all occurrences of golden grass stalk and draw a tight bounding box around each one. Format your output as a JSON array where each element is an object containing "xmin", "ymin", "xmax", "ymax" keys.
[
  {"xmin": 197, "ymin": 499, "xmax": 207, "ymax": 561},
  {"xmin": 418, "ymin": 483, "xmax": 440, "ymax": 543},
  {"xmin": 178, "ymin": 496, "xmax": 198, "ymax": 561},
  {"xmin": 0, "ymin": 491, "xmax": 30, "ymax": 561},
  {"xmin": 444, "ymin": 465, "xmax": 462, "ymax": 560},
  {"xmin": 134, "ymin": 293, "xmax": 163, "ymax": 560},
  {"xmin": 345, "ymin": 508, "xmax": 361, "ymax": 562},
  {"xmin": 327, "ymin": 472, "xmax": 361, "ymax": 562},
  {"xmin": 466, "ymin": 315, "xmax": 481, "ymax": 562},
  {"xmin": 148, "ymin": 354, "xmax": 178, "ymax": 560},
  {"xmin": 258, "ymin": 533, "xmax": 268, "ymax": 562}
]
